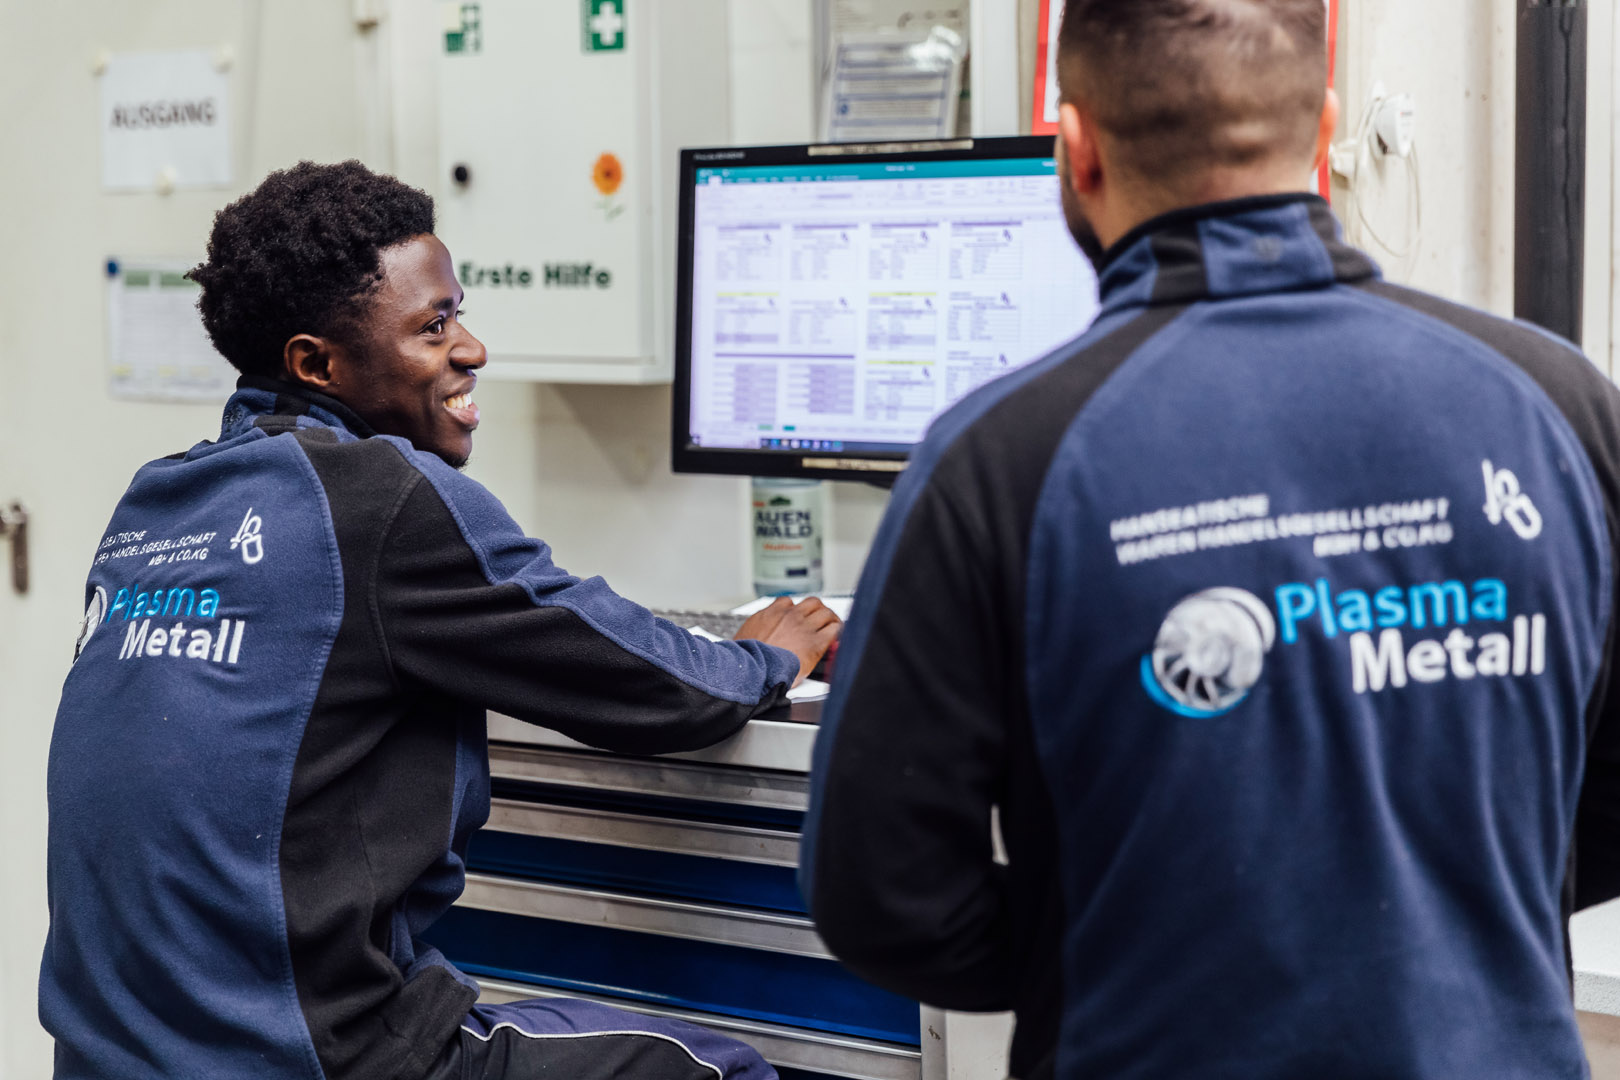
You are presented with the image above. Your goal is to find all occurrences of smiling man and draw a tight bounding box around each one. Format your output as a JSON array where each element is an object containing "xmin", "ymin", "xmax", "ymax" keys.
[{"xmin": 41, "ymin": 161, "xmax": 836, "ymax": 1080}]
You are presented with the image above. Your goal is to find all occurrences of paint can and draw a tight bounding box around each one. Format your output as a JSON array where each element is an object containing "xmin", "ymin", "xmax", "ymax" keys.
[{"xmin": 751, "ymin": 478, "xmax": 824, "ymax": 596}]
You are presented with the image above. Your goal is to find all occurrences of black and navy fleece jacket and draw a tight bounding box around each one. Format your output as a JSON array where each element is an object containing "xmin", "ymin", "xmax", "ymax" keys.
[
  {"xmin": 802, "ymin": 194, "xmax": 1620, "ymax": 1079},
  {"xmin": 41, "ymin": 379, "xmax": 798, "ymax": 1080}
]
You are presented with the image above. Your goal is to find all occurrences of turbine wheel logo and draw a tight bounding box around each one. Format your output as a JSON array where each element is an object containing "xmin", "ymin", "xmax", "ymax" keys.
[
  {"xmin": 74, "ymin": 585, "xmax": 108, "ymax": 663},
  {"xmin": 1142, "ymin": 588, "xmax": 1276, "ymax": 717}
]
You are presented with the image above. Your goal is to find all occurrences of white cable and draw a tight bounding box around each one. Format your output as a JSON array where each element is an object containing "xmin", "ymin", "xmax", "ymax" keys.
[
  {"xmin": 1355, "ymin": 153, "xmax": 1411, "ymax": 258},
  {"xmin": 1407, "ymin": 144, "xmax": 1424, "ymax": 267},
  {"xmin": 1332, "ymin": 93, "xmax": 1379, "ymax": 248},
  {"xmin": 1355, "ymin": 144, "xmax": 1422, "ymax": 266}
]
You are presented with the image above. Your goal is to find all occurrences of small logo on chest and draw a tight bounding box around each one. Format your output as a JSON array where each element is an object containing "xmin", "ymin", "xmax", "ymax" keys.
[
  {"xmin": 231, "ymin": 507, "xmax": 264, "ymax": 565},
  {"xmin": 1481, "ymin": 460, "xmax": 1542, "ymax": 541}
]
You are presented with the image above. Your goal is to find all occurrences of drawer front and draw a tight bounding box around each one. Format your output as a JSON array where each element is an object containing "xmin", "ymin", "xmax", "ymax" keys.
[
  {"xmin": 424, "ymin": 904, "xmax": 918, "ymax": 1044},
  {"xmin": 471, "ymin": 791, "xmax": 806, "ymax": 913},
  {"xmin": 484, "ymin": 797, "xmax": 801, "ymax": 868},
  {"xmin": 490, "ymin": 744, "xmax": 810, "ymax": 814},
  {"xmin": 468, "ymin": 830, "xmax": 806, "ymax": 913}
]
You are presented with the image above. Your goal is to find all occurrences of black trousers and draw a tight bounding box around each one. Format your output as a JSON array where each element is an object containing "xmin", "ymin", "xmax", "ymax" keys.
[{"xmin": 421, "ymin": 997, "xmax": 778, "ymax": 1080}]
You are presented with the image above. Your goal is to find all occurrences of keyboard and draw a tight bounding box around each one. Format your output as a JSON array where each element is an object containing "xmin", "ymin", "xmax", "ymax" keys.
[
  {"xmin": 651, "ymin": 609, "xmax": 752, "ymax": 638},
  {"xmin": 652, "ymin": 595, "xmax": 854, "ymax": 641},
  {"xmin": 652, "ymin": 597, "xmax": 852, "ymax": 686}
]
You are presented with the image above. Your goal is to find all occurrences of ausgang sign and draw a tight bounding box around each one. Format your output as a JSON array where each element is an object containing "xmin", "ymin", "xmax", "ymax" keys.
[{"xmin": 100, "ymin": 50, "xmax": 232, "ymax": 192}]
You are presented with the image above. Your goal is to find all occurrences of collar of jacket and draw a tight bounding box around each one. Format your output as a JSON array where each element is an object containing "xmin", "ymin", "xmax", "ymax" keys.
[
  {"xmin": 1095, "ymin": 193, "xmax": 1382, "ymax": 313},
  {"xmin": 219, "ymin": 376, "xmax": 380, "ymax": 442}
]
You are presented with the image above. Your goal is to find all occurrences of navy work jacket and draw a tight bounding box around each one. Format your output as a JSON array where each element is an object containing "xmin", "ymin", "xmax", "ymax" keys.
[
  {"xmin": 804, "ymin": 194, "xmax": 1620, "ymax": 1079},
  {"xmin": 42, "ymin": 381, "xmax": 797, "ymax": 1079}
]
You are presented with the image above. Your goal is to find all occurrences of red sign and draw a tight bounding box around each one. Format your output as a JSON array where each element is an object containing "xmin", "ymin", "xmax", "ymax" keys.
[
  {"xmin": 1318, "ymin": 0, "xmax": 1341, "ymax": 200},
  {"xmin": 1033, "ymin": 0, "xmax": 1060, "ymax": 136}
]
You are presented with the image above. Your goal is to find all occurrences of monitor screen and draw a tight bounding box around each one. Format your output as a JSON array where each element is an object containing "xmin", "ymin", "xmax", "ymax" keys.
[{"xmin": 672, "ymin": 137, "xmax": 1100, "ymax": 482}]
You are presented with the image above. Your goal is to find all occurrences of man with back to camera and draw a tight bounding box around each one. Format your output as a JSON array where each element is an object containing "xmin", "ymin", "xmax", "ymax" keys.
[
  {"xmin": 41, "ymin": 160, "xmax": 840, "ymax": 1079},
  {"xmin": 801, "ymin": 1, "xmax": 1620, "ymax": 1076}
]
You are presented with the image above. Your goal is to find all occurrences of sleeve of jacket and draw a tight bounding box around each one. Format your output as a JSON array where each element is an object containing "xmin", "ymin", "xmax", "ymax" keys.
[
  {"xmin": 1557, "ymin": 363, "xmax": 1620, "ymax": 910},
  {"xmin": 1485, "ymin": 320, "xmax": 1620, "ymax": 912},
  {"xmin": 1350, "ymin": 284, "xmax": 1620, "ymax": 911},
  {"xmin": 799, "ymin": 461, "xmax": 1017, "ymax": 1011},
  {"xmin": 372, "ymin": 457, "xmax": 798, "ymax": 756},
  {"xmin": 1489, "ymin": 323, "xmax": 1620, "ymax": 912}
]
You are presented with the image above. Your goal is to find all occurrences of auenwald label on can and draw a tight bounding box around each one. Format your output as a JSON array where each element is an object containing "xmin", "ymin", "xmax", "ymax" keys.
[{"xmin": 752, "ymin": 479, "xmax": 824, "ymax": 596}]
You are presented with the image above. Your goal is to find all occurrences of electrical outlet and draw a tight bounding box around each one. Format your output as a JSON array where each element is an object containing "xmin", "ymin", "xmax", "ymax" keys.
[{"xmin": 1373, "ymin": 94, "xmax": 1417, "ymax": 158}]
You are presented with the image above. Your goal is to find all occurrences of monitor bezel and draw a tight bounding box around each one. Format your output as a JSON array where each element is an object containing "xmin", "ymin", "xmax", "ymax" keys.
[{"xmin": 670, "ymin": 135, "xmax": 1062, "ymax": 483}]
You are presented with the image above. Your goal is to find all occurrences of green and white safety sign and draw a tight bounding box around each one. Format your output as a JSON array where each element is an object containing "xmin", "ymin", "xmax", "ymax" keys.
[
  {"xmin": 443, "ymin": 2, "xmax": 482, "ymax": 55},
  {"xmin": 582, "ymin": 0, "xmax": 626, "ymax": 53}
]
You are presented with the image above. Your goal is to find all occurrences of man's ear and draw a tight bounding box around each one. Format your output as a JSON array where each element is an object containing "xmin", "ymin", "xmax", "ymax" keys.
[
  {"xmin": 1313, "ymin": 88, "xmax": 1341, "ymax": 171},
  {"xmin": 1059, "ymin": 101, "xmax": 1104, "ymax": 197},
  {"xmin": 283, "ymin": 334, "xmax": 336, "ymax": 390}
]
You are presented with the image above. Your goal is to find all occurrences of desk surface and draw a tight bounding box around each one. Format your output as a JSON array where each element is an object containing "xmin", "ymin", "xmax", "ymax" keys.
[{"xmin": 488, "ymin": 700, "xmax": 822, "ymax": 775}]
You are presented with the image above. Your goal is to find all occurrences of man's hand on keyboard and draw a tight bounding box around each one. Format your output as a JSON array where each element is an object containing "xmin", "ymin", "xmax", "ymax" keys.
[{"xmin": 735, "ymin": 597, "xmax": 843, "ymax": 688}]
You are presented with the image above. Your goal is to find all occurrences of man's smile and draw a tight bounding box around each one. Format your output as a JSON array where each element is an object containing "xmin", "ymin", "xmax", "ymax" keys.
[{"xmin": 444, "ymin": 388, "xmax": 480, "ymax": 428}]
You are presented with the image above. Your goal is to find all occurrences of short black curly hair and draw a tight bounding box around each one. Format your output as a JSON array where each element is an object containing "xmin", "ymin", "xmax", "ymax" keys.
[{"xmin": 190, "ymin": 160, "xmax": 435, "ymax": 377}]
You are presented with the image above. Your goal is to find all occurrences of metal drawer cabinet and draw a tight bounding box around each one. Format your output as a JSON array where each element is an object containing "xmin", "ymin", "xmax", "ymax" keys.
[{"xmin": 420, "ymin": 716, "xmax": 1012, "ymax": 1080}]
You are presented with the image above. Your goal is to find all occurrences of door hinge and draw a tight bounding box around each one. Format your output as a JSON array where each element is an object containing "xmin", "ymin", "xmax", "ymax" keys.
[{"xmin": 0, "ymin": 503, "xmax": 29, "ymax": 595}]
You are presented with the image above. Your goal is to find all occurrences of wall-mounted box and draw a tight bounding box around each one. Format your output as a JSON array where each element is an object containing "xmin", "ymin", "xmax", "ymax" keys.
[{"xmin": 437, "ymin": 0, "xmax": 731, "ymax": 383}]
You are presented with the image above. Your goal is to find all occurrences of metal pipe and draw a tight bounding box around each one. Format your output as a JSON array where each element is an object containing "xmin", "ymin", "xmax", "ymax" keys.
[{"xmin": 1515, "ymin": 0, "xmax": 1588, "ymax": 344}]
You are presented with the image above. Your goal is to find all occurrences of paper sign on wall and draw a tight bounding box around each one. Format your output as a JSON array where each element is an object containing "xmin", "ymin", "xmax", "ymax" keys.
[
  {"xmin": 107, "ymin": 258, "xmax": 236, "ymax": 402},
  {"xmin": 831, "ymin": 0, "xmax": 967, "ymax": 41},
  {"xmin": 100, "ymin": 50, "xmax": 232, "ymax": 192},
  {"xmin": 823, "ymin": 27, "xmax": 965, "ymax": 143}
]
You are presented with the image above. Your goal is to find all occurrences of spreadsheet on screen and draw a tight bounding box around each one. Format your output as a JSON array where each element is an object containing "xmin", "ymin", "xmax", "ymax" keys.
[{"xmin": 685, "ymin": 158, "xmax": 1102, "ymax": 457}]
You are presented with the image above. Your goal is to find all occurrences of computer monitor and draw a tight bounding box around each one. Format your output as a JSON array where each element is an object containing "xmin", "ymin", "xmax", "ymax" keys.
[{"xmin": 671, "ymin": 136, "xmax": 1101, "ymax": 483}]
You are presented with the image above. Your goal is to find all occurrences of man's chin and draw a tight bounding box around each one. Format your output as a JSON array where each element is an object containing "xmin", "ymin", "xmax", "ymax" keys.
[{"xmin": 424, "ymin": 440, "xmax": 472, "ymax": 470}]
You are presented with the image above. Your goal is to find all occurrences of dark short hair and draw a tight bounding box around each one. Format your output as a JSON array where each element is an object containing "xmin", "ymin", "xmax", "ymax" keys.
[
  {"xmin": 1058, "ymin": 0, "xmax": 1327, "ymax": 190},
  {"xmin": 190, "ymin": 160, "xmax": 435, "ymax": 377}
]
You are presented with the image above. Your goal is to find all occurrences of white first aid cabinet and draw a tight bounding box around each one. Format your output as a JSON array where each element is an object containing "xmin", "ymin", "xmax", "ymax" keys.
[{"xmin": 436, "ymin": 0, "xmax": 731, "ymax": 383}]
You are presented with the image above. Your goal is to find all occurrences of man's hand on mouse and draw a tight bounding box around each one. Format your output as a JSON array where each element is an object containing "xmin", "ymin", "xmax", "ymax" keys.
[{"xmin": 735, "ymin": 596, "xmax": 842, "ymax": 688}]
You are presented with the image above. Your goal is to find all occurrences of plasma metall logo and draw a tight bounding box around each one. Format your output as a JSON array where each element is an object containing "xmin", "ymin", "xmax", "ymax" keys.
[{"xmin": 1141, "ymin": 588, "xmax": 1277, "ymax": 718}]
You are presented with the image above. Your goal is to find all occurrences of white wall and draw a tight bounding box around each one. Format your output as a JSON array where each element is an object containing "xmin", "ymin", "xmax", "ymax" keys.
[
  {"xmin": 1331, "ymin": 0, "xmax": 1516, "ymax": 312},
  {"xmin": 0, "ymin": 3, "xmax": 369, "ymax": 1073},
  {"xmin": 1330, "ymin": 0, "xmax": 1615, "ymax": 373}
]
